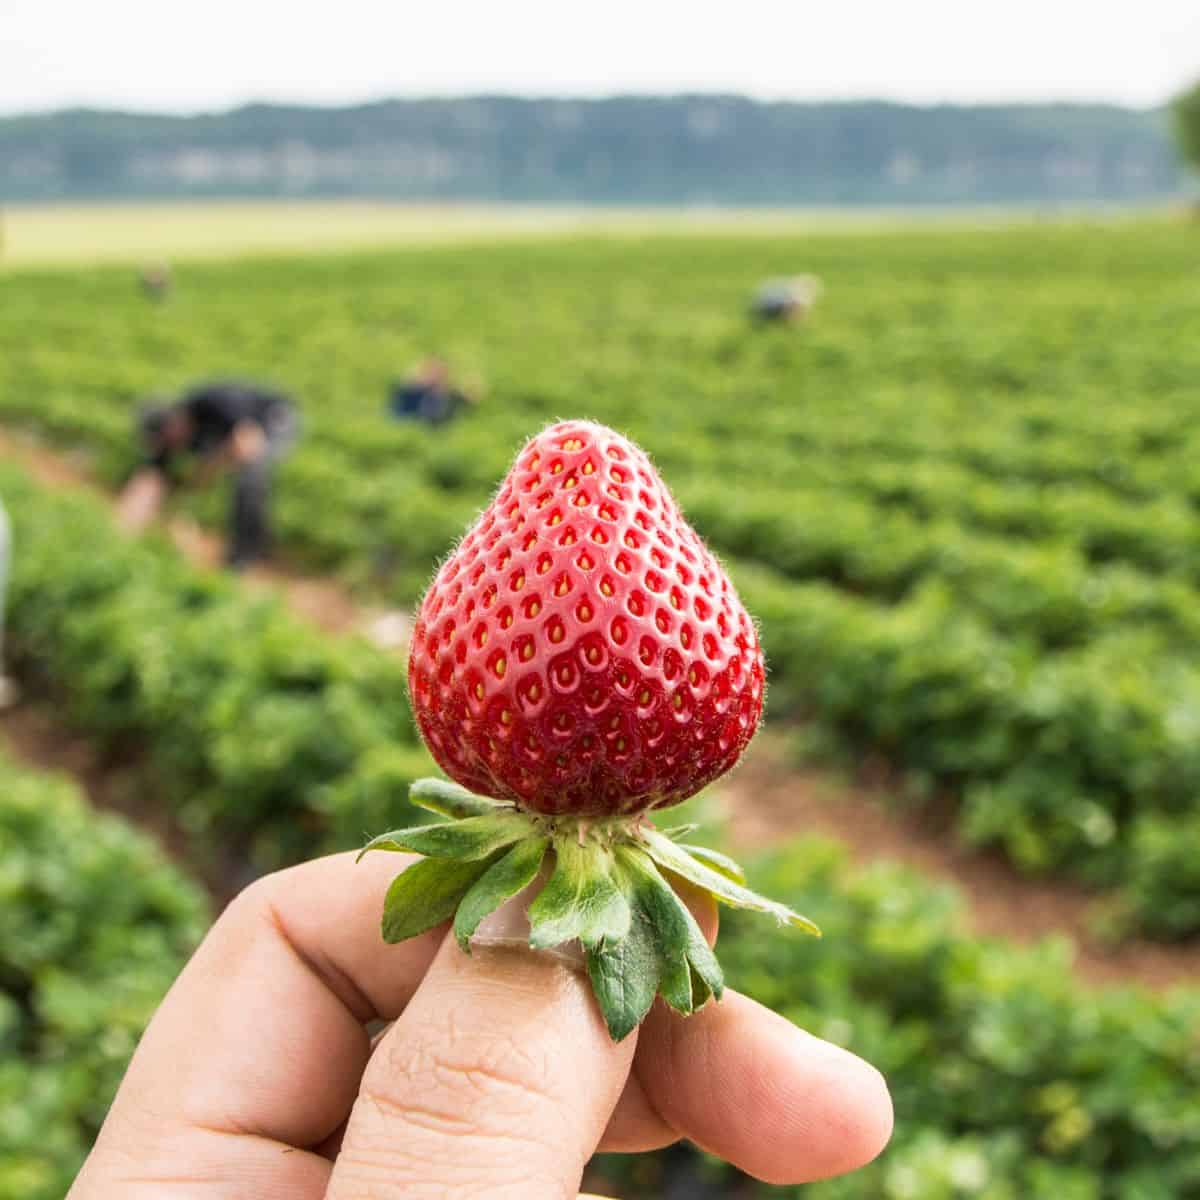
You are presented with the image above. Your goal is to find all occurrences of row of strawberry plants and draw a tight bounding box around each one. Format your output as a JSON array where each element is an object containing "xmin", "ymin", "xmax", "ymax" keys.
[
  {"xmin": 333, "ymin": 396, "xmax": 1200, "ymax": 506},
  {"xmin": 9, "ymin": 366, "xmax": 1197, "ymax": 651},
  {"xmin": 801, "ymin": 459, "xmax": 1200, "ymax": 578},
  {"xmin": 15, "ymin": 392, "xmax": 1195, "ymax": 663},
  {"xmin": 741, "ymin": 565, "xmax": 1200, "ymax": 938},
  {"xmin": 190, "ymin": 451, "xmax": 1200, "ymax": 668},
  {"xmin": 0, "ymin": 746, "xmax": 209, "ymax": 1200},
  {"xmin": 0, "ymin": 460, "xmax": 433, "ymax": 873},
  {"xmin": 600, "ymin": 837, "xmax": 1200, "ymax": 1199},
  {"xmin": 680, "ymin": 488, "xmax": 1200, "ymax": 649},
  {"xmin": 5, "ymin": 244, "xmax": 1200, "ymax": 631},
  {"xmin": 216, "ymin": 384, "xmax": 1200, "ymax": 515},
  {"xmin": 160, "ymin": 427, "xmax": 1200, "ymax": 599}
]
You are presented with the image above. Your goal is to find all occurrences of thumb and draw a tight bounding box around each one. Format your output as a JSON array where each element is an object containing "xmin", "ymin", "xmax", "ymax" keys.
[{"xmin": 326, "ymin": 930, "xmax": 636, "ymax": 1200}]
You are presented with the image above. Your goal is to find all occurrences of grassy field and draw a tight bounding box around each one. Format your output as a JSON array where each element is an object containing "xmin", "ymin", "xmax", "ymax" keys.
[
  {"xmin": 0, "ymin": 202, "xmax": 606, "ymax": 266},
  {"xmin": 0, "ymin": 199, "xmax": 1132, "ymax": 266},
  {"xmin": 3, "ymin": 216, "xmax": 1198, "ymax": 935}
]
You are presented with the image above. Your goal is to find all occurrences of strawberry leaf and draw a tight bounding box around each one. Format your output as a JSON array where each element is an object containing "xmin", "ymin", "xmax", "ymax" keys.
[
  {"xmin": 454, "ymin": 836, "xmax": 549, "ymax": 952},
  {"xmin": 410, "ymin": 777, "xmax": 506, "ymax": 820},
  {"xmin": 617, "ymin": 848, "xmax": 694, "ymax": 1014},
  {"xmin": 362, "ymin": 798, "xmax": 811, "ymax": 1042},
  {"xmin": 641, "ymin": 830, "xmax": 821, "ymax": 935},
  {"xmin": 677, "ymin": 843, "xmax": 747, "ymax": 885},
  {"xmin": 381, "ymin": 855, "xmax": 498, "ymax": 943},
  {"xmin": 528, "ymin": 837, "xmax": 631, "ymax": 950},
  {"xmin": 584, "ymin": 846, "xmax": 724, "ymax": 1038},
  {"xmin": 682, "ymin": 900, "xmax": 724, "ymax": 1003},
  {"xmin": 623, "ymin": 847, "xmax": 723, "ymax": 1009},
  {"xmin": 585, "ymin": 898, "xmax": 661, "ymax": 1041},
  {"xmin": 362, "ymin": 811, "xmax": 532, "ymax": 862},
  {"xmin": 689, "ymin": 964, "xmax": 715, "ymax": 1008}
]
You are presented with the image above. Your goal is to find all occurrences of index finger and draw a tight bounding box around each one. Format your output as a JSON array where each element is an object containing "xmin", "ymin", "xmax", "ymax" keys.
[{"xmin": 103, "ymin": 851, "xmax": 444, "ymax": 1150}]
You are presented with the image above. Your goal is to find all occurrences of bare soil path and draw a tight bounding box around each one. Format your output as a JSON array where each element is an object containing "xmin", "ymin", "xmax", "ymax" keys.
[
  {"xmin": 2, "ymin": 426, "xmax": 1197, "ymax": 989},
  {"xmin": 722, "ymin": 735, "xmax": 1200, "ymax": 990}
]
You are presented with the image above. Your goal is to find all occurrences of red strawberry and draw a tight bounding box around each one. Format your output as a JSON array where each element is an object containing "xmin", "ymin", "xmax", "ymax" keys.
[
  {"xmin": 408, "ymin": 420, "xmax": 765, "ymax": 816},
  {"xmin": 369, "ymin": 420, "xmax": 815, "ymax": 1041}
]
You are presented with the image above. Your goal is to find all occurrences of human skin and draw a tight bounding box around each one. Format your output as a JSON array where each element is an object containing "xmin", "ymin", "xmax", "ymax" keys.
[
  {"xmin": 69, "ymin": 851, "xmax": 893, "ymax": 1200},
  {"xmin": 115, "ymin": 468, "xmax": 169, "ymax": 533},
  {"xmin": 116, "ymin": 417, "xmax": 265, "ymax": 533}
]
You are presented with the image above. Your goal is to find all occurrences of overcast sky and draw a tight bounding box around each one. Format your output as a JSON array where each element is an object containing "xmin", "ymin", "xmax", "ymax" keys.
[{"xmin": 2, "ymin": 0, "xmax": 1197, "ymax": 115}]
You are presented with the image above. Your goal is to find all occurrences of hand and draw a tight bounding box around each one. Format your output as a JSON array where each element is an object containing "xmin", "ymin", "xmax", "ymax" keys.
[
  {"xmin": 231, "ymin": 421, "xmax": 267, "ymax": 464},
  {"xmin": 115, "ymin": 468, "xmax": 167, "ymax": 532},
  {"xmin": 69, "ymin": 851, "xmax": 892, "ymax": 1199}
]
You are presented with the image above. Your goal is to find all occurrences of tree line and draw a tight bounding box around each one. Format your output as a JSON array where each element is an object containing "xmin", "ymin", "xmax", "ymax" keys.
[{"xmin": 0, "ymin": 95, "xmax": 1190, "ymax": 205}]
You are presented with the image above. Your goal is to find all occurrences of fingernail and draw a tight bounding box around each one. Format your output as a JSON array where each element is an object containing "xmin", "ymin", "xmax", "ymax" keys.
[{"xmin": 470, "ymin": 887, "xmax": 588, "ymax": 975}]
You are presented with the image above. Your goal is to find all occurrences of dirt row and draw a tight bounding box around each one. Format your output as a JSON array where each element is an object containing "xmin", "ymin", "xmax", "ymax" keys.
[
  {"xmin": 721, "ymin": 738, "xmax": 1199, "ymax": 990},
  {"xmin": 0, "ymin": 426, "xmax": 1196, "ymax": 989}
]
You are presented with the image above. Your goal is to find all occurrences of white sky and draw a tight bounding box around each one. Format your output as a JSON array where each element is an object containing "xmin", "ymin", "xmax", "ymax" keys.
[{"xmin": 1, "ymin": 0, "xmax": 1197, "ymax": 115}]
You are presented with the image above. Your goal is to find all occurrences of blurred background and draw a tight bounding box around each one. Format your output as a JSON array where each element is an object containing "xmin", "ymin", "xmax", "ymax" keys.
[{"xmin": 2, "ymin": 3, "xmax": 1200, "ymax": 1197}]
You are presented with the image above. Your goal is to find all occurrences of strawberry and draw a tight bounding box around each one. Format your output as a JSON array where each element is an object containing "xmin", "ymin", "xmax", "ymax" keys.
[
  {"xmin": 364, "ymin": 421, "xmax": 817, "ymax": 1041},
  {"xmin": 407, "ymin": 419, "xmax": 765, "ymax": 817}
]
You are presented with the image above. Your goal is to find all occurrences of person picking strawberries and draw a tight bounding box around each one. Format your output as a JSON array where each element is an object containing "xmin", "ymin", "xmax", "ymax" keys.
[{"xmin": 118, "ymin": 380, "xmax": 298, "ymax": 570}]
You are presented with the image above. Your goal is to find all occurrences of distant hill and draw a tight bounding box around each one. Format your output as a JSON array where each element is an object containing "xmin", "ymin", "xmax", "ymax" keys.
[{"xmin": 0, "ymin": 96, "xmax": 1183, "ymax": 206}]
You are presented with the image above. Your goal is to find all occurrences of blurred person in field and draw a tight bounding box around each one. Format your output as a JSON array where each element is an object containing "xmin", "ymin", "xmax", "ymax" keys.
[
  {"xmin": 118, "ymin": 382, "xmax": 299, "ymax": 571},
  {"xmin": 389, "ymin": 357, "xmax": 479, "ymax": 427},
  {"xmin": 751, "ymin": 275, "xmax": 823, "ymax": 323},
  {"xmin": 139, "ymin": 260, "xmax": 173, "ymax": 302}
]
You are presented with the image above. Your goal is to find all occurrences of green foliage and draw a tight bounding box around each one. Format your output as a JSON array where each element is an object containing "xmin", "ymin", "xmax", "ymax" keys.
[
  {"xmin": 598, "ymin": 838, "xmax": 1200, "ymax": 1199},
  {"xmin": 528, "ymin": 837, "xmax": 631, "ymax": 951},
  {"xmin": 643, "ymin": 828, "xmax": 819, "ymax": 931},
  {"xmin": 379, "ymin": 856, "xmax": 496, "ymax": 943},
  {"xmin": 3, "ymin": 227, "xmax": 1200, "ymax": 1195},
  {"xmin": 1119, "ymin": 814, "xmax": 1200, "ymax": 939},
  {"xmin": 1172, "ymin": 81, "xmax": 1200, "ymax": 173},
  {"xmin": 0, "ymin": 748, "xmax": 208, "ymax": 1200},
  {"xmin": 0, "ymin": 461, "xmax": 431, "ymax": 870},
  {"xmin": 741, "ymin": 568, "xmax": 1200, "ymax": 933},
  {"xmin": 363, "ymin": 810, "xmax": 530, "ymax": 861},
  {"xmin": 362, "ymin": 784, "xmax": 749, "ymax": 1041},
  {"xmin": 3, "ymin": 225, "xmax": 1200, "ymax": 932}
]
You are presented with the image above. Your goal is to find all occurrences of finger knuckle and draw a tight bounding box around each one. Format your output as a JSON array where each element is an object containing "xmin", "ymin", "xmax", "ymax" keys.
[
  {"xmin": 375, "ymin": 1017, "xmax": 559, "ymax": 1126},
  {"xmin": 220, "ymin": 868, "xmax": 286, "ymax": 927}
]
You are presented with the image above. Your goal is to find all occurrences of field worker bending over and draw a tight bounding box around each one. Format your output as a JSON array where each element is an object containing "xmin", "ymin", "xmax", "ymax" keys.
[
  {"xmin": 139, "ymin": 260, "xmax": 173, "ymax": 302},
  {"xmin": 389, "ymin": 357, "xmax": 478, "ymax": 427},
  {"xmin": 118, "ymin": 382, "xmax": 299, "ymax": 570},
  {"xmin": 751, "ymin": 275, "xmax": 823, "ymax": 323}
]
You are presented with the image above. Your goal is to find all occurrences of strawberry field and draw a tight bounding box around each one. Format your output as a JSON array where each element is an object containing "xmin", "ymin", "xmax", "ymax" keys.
[
  {"xmin": 3, "ymin": 220, "xmax": 1200, "ymax": 933},
  {"xmin": 3, "ymin": 217, "xmax": 1200, "ymax": 1196}
]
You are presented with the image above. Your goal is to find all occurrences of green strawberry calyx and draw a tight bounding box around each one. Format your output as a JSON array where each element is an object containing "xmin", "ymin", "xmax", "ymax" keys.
[{"xmin": 359, "ymin": 777, "xmax": 820, "ymax": 1041}]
